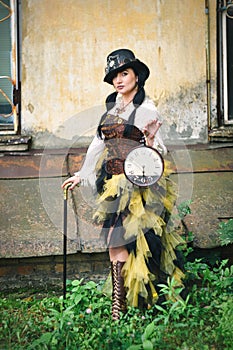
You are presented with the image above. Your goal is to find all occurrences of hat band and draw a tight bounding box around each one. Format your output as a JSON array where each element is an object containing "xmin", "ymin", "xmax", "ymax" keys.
[{"xmin": 105, "ymin": 54, "xmax": 136, "ymax": 75}]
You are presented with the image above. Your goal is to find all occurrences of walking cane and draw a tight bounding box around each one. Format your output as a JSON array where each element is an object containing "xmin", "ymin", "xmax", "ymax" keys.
[{"xmin": 63, "ymin": 183, "xmax": 72, "ymax": 305}]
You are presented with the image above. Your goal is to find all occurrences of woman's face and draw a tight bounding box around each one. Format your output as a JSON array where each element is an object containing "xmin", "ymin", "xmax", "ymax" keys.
[{"xmin": 112, "ymin": 68, "xmax": 138, "ymax": 96}]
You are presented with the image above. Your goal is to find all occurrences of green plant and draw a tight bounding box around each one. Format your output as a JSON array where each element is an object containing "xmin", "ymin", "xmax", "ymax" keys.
[
  {"xmin": 0, "ymin": 259, "xmax": 232, "ymax": 350},
  {"xmin": 218, "ymin": 218, "xmax": 233, "ymax": 246},
  {"xmin": 177, "ymin": 200, "xmax": 192, "ymax": 220},
  {"xmin": 126, "ymin": 259, "xmax": 233, "ymax": 350}
]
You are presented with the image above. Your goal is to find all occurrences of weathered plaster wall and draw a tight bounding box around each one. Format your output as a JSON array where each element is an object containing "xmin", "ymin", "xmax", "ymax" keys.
[{"xmin": 21, "ymin": 0, "xmax": 217, "ymax": 147}]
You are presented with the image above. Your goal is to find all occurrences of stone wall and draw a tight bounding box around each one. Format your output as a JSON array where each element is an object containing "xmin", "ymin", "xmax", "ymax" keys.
[{"xmin": 0, "ymin": 252, "xmax": 110, "ymax": 292}]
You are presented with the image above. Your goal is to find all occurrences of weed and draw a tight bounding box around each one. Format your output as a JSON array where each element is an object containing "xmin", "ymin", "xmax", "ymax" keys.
[
  {"xmin": 0, "ymin": 259, "xmax": 232, "ymax": 349},
  {"xmin": 218, "ymin": 218, "xmax": 233, "ymax": 246}
]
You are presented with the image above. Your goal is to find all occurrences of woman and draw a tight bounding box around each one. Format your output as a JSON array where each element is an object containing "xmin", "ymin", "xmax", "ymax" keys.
[{"xmin": 62, "ymin": 49, "xmax": 185, "ymax": 320}]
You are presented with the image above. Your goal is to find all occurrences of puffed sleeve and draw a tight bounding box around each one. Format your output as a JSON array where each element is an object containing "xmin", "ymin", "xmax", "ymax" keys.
[
  {"xmin": 135, "ymin": 96, "xmax": 167, "ymax": 155},
  {"xmin": 74, "ymin": 135, "xmax": 105, "ymax": 186}
]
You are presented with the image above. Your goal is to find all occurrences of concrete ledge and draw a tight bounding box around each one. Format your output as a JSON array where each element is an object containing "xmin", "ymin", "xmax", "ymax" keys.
[
  {"xmin": 0, "ymin": 135, "xmax": 32, "ymax": 152},
  {"xmin": 173, "ymin": 172, "xmax": 233, "ymax": 248},
  {"xmin": 0, "ymin": 146, "xmax": 232, "ymax": 260},
  {"xmin": 0, "ymin": 178, "xmax": 79, "ymax": 258}
]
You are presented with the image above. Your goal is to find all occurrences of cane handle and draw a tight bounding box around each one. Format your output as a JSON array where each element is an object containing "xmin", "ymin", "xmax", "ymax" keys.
[{"xmin": 63, "ymin": 183, "xmax": 72, "ymax": 200}]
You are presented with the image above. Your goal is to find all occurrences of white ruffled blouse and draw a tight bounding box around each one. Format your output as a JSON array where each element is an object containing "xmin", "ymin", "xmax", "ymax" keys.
[{"xmin": 75, "ymin": 95, "xmax": 167, "ymax": 186}]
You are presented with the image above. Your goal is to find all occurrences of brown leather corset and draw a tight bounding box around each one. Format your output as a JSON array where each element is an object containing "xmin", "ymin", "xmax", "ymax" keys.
[{"xmin": 100, "ymin": 114, "xmax": 144, "ymax": 175}]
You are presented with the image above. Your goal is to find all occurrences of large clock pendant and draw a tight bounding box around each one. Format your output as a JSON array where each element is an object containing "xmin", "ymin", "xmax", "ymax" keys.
[{"xmin": 124, "ymin": 145, "xmax": 164, "ymax": 187}]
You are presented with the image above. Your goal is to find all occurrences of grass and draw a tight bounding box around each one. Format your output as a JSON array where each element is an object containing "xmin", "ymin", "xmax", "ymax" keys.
[{"xmin": 0, "ymin": 258, "xmax": 232, "ymax": 350}]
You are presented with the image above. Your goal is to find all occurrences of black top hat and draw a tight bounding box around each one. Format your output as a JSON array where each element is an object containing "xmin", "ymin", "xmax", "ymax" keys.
[{"xmin": 104, "ymin": 49, "xmax": 150, "ymax": 85}]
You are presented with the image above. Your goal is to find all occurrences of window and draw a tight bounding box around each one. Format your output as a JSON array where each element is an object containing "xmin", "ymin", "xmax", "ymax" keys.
[
  {"xmin": 217, "ymin": 0, "xmax": 233, "ymax": 125},
  {"xmin": 0, "ymin": 0, "xmax": 20, "ymax": 134}
]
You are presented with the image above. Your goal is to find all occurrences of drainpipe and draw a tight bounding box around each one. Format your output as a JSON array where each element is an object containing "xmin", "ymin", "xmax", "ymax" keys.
[
  {"xmin": 216, "ymin": 0, "xmax": 224, "ymax": 127},
  {"xmin": 205, "ymin": 0, "xmax": 211, "ymax": 140}
]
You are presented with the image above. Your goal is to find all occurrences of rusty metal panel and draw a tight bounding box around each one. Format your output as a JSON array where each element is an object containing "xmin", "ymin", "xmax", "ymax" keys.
[
  {"xmin": 166, "ymin": 147, "xmax": 233, "ymax": 173},
  {"xmin": 0, "ymin": 152, "xmax": 68, "ymax": 178}
]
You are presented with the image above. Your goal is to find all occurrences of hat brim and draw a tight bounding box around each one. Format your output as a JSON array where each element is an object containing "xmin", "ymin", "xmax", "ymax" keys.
[{"xmin": 104, "ymin": 59, "xmax": 150, "ymax": 85}]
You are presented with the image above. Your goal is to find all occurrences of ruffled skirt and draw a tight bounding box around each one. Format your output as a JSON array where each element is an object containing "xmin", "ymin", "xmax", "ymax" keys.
[{"xmin": 93, "ymin": 160, "xmax": 185, "ymax": 308}]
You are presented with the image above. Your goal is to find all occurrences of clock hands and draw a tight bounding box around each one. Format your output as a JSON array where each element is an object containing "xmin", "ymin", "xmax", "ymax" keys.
[
  {"xmin": 142, "ymin": 165, "xmax": 145, "ymax": 177},
  {"xmin": 124, "ymin": 146, "xmax": 164, "ymax": 187},
  {"xmin": 141, "ymin": 165, "xmax": 146, "ymax": 183}
]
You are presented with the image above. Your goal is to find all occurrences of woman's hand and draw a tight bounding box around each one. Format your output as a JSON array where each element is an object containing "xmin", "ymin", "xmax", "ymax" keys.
[
  {"xmin": 143, "ymin": 119, "xmax": 162, "ymax": 147},
  {"xmin": 61, "ymin": 175, "xmax": 81, "ymax": 190}
]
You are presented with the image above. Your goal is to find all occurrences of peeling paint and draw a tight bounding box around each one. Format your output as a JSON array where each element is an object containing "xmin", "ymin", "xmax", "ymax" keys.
[
  {"xmin": 20, "ymin": 0, "xmax": 217, "ymax": 147},
  {"xmin": 157, "ymin": 80, "xmax": 214, "ymax": 143},
  {"xmin": 27, "ymin": 103, "xmax": 34, "ymax": 114}
]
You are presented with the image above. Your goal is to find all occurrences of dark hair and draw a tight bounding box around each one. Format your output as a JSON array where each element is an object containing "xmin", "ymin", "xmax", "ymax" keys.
[{"xmin": 97, "ymin": 70, "xmax": 146, "ymax": 138}]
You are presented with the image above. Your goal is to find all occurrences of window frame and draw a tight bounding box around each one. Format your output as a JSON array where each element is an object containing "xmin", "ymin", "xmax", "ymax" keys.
[
  {"xmin": 0, "ymin": 0, "xmax": 21, "ymax": 135},
  {"xmin": 217, "ymin": 0, "xmax": 233, "ymax": 126}
]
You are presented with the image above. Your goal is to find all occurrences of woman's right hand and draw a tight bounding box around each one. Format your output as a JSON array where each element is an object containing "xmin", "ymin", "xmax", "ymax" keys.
[{"xmin": 61, "ymin": 175, "xmax": 81, "ymax": 190}]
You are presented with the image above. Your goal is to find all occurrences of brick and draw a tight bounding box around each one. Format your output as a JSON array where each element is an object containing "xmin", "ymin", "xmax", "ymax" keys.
[
  {"xmin": 0, "ymin": 266, "xmax": 15, "ymax": 276},
  {"xmin": 34, "ymin": 264, "xmax": 53, "ymax": 273},
  {"xmin": 55, "ymin": 263, "xmax": 64, "ymax": 273},
  {"xmin": 17, "ymin": 265, "xmax": 34, "ymax": 275},
  {"xmin": 92, "ymin": 261, "xmax": 109, "ymax": 273},
  {"xmin": 72, "ymin": 263, "xmax": 92, "ymax": 274}
]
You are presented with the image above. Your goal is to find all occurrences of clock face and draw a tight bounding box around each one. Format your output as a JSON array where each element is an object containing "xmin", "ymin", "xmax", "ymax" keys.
[{"xmin": 124, "ymin": 146, "xmax": 164, "ymax": 187}]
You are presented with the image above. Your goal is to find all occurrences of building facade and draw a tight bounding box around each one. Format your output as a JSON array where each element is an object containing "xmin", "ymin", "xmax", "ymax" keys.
[{"xmin": 0, "ymin": 1, "xmax": 232, "ymax": 284}]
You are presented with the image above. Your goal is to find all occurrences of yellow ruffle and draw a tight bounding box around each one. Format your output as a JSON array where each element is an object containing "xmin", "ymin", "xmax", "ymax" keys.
[
  {"xmin": 93, "ymin": 173, "xmax": 175, "ymax": 229},
  {"xmin": 93, "ymin": 174, "xmax": 131, "ymax": 223},
  {"xmin": 123, "ymin": 211, "xmax": 165, "ymax": 240},
  {"xmin": 122, "ymin": 232, "xmax": 159, "ymax": 307},
  {"xmin": 160, "ymin": 230, "xmax": 186, "ymax": 276},
  {"xmin": 163, "ymin": 159, "xmax": 174, "ymax": 177},
  {"xmin": 96, "ymin": 174, "xmax": 128, "ymax": 203},
  {"xmin": 94, "ymin": 158, "xmax": 185, "ymax": 308}
]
